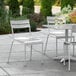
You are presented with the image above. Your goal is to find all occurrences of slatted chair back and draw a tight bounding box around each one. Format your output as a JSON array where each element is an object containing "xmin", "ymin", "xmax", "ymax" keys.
[
  {"xmin": 47, "ymin": 16, "xmax": 55, "ymax": 25},
  {"xmin": 10, "ymin": 19, "xmax": 31, "ymax": 33},
  {"xmin": 10, "ymin": 19, "xmax": 31, "ymax": 38},
  {"xmin": 72, "ymin": 24, "xmax": 76, "ymax": 33}
]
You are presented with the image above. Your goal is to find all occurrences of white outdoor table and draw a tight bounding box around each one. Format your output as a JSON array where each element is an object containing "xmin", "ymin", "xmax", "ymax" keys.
[
  {"xmin": 43, "ymin": 24, "xmax": 73, "ymax": 42},
  {"xmin": 43, "ymin": 24, "xmax": 76, "ymax": 71},
  {"xmin": 43, "ymin": 24, "xmax": 76, "ymax": 60}
]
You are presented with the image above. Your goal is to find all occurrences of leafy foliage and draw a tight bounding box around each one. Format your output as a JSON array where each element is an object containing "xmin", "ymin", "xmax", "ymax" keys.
[
  {"xmin": 40, "ymin": 0, "xmax": 53, "ymax": 17},
  {"xmin": 9, "ymin": 0, "xmax": 20, "ymax": 17},
  {"xmin": 54, "ymin": 0, "xmax": 61, "ymax": 6},
  {"xmin": 34, "ymin": 0, "xmax": 40, "ymax": 5},
  {"xmin": 22, "ymin": 0, "xmax": 34, "ymax": 15},
  {"xmin": 4, "ymin": 0, "xmax": 10, "ymax": 5},
  {"xmin": 18, "ymin": 0, "xmax": 23, "ymax": 5},
  {"xmin": 61, "ymin": 0, "xmax": 75, "ymax": 10},
  {"xmin": 61, "ymin": 5, "xmax": 72, "ymax": 14},
  {"xmin": 0, "ymin": 0, "xmax": 11, "ymax": 34},
  {"xmin": 69, "ymin": 11, "xmax": 76, "ymax": 23},
  {"xmin": 27, "ymin": 13, "xmax": 45, "ymax": 30}
]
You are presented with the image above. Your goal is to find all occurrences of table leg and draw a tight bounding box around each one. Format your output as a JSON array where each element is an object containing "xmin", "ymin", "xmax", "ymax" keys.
[
  {"xmin": 65, "ymin": 29, "xmax": 69, "ymax": 57},
  {"xmin": 53, "ymin": 29, "xmax": 69, "ymax": 61},
  {"xmin": 60, "ymin": 29, "xmax": 69, "ymax": 63}
]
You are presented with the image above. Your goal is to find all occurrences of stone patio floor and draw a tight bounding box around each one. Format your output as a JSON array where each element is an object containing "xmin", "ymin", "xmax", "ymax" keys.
[{"xmin": 0, "ymin": 28, "xmax": 76, "ymax": 76}]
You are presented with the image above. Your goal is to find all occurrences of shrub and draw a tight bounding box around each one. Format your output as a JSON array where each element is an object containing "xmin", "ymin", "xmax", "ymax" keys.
[
  {"xmin": 18, "ymin": 0, "xmax": 23, "ymax": 5},
  {"xmin": 0, "ymin": 21, "xmax": 11, "ymax": 34},
  {"xmin": 4, "ymin": 0, "xmax": 10, "ymax": 5},
  {"xmin": 27, "ymin": 13, "xmax": 45, "ymax": 29},
  {"xmin": 10, "ymin": 15, "xmax": 27, "ymax": 20},
  {"xmin": 0, "ymin": 0, "xmax": 11, "ymax": 34},
  {"xmin": 30, "ymin": 20, "xmax": 37, "ymax": 31},
  {"xmin": 61, "ymin": 0, "xmax": 75, "ymax": 10},
  {"xmin": 54, "ymin": 0, "xmax": 61, "ymax": 6},
  {"xmin": 40, "ymin": 0, "xmax": 52, "ymax": 17},
  {"xmin": 69, "ymin": 11, "xmax": 76, "ymax": 23},
  {"xmin": 22, "ymin": 0, "xmax": 34, "ymax": 15},
  {"xmin": 9, "ymin": 0, "xmax": 20, "ymax": 17},
  {"xmin": 34, "ymin": 0, "xmax": 41, "ymax": 5}
]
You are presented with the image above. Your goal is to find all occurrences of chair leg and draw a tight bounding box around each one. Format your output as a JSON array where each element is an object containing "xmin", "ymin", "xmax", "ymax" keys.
[
  {"xmin": 56, "ymin": 38, "xmax": 58, "ymax": 57},
  {"xmin": 73, "ymin": 37, "xmax": 75, "ymax": 56},
  {"xmin": 68, "ymin": 45, "xmax": 70, "ymax": 71},
  {"xmin": 41, "ymin": 43, "xmax": 44, "ymax": 64},
  {"xmin": 7, "ymin": 40, "xmax": 14, "ymax": 63},
  {"xmin": 63, "ymin": 43, "xmax": 66, "ymax": 65},
  {"xmin": 73, "ymin": 44, "xmax": 75, "ymax": 56},
  {"xmin": 64, "ymin": 42, "xmax": 70, "ymax": 71},
  {"xmin": 44, "ymin": 34, "xmax": 50, "ymax": 55},
  {"xmin": 24, "ymin": 44, "xmax": 26, "ymax": 62},
  {"xmin": 30, "ymin": 45, "xmax": 32, "ymax": 61}
]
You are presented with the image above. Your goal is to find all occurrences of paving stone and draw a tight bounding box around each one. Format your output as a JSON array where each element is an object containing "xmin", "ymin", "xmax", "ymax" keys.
[
  {"xmin": 0, "ymin": 68, "xmax": 7, "ymax": 75},
  {"xmin": 0, "ymin": 28, "xmax": 76, "ymax": 76}
]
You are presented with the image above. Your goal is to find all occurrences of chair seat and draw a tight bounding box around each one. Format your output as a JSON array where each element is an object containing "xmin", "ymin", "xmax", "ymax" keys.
[
  {"xmin": 14, "ymin": 37, "xmax": 30, "ymax": 40},
  {"xmin": 64, "ymin": 41, "xmax": 76, "ymax": 45},
  {"xmin": 49, "ymin": 31, "xmax": 74, "ymax": 38},
  {"xmin": 14, "ymin": 37, "xmax": 42, "ymax": 44},
  {"xmin": 50, "ymin": 31, "xmax": 64, "ymax": 35},
  {"xmin": 71, "ymin": 41, "xmax": 76, "ymax": 45},
  {"xmin": 24, "ymin": 38, "xmax": 42, "ymax": 44},
  {"xmin": 49, "ymin": 31, "xmax": 65, "ymax": 38}
]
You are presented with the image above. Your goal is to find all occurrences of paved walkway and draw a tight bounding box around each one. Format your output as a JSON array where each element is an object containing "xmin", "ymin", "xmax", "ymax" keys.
[{"xmin": 0, "ymin": 28, "xmax": 76, "ymax": 76}]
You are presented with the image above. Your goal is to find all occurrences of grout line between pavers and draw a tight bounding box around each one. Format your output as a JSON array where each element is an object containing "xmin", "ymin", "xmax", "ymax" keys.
[
  {"xmin": 0, "ymin": 66, "xmax": 11, "ymax": 76},
  {"xmin": 31, "ymin": 47, "xmax": 52, "ymax": 59}
]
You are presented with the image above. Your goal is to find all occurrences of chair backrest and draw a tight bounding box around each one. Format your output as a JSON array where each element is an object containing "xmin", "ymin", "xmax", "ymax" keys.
[
  {"xmin": 69, "ymin": 24, "xmax": 76, "ymax": 42},
  {"xmin": 10, "ymin": 19, "xmax": 31, "ymax": 34},
  {"xmin": 47, "ymin": 16, "xmax": 55, "ymax": 25},
  {"xmin": 72, "ymin": 24, "xmax": 76, "ymax": 33}
]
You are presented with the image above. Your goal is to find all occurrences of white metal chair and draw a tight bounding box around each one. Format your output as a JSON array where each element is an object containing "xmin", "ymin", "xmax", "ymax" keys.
[
  {"xmin": 44, "ymin": 16, "xmax": 74, "ymax": 57},
  {"xmin": 7, "ymin": 19, "xmax": 44, "ymax": 63},
  {"xmin": 64, "ymin": 25, "xmax": 76, "ymax": 71}
]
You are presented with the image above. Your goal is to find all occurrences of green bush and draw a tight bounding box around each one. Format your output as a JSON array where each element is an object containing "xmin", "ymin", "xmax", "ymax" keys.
[
  {"xmin": 40, "ymin": 0, "xmax": 52, "ymax": 17},
  {"xmin": 27, "ymin": 13, "xmax": 45, "ymax": 29},
  {"xmin": 54, "ymin": 0, "xmax": 61, "ymax": 6},
  {"xmin": 0, "ymin": 0, "xmax": 11, "ymax": 34},
  {"xmin": 61, "ymin": 0, "xmax": 75, "ymax": 10},
  {"xmin": 22, "ymin": 0, "xmax": 34, "ymax": 15},
  {"xmin": 18, "ymin": 0, "xmax": 23, "ymax": 5},
  {"xmin": 4, "ymin": 0, "xmax": 10, "ymax": 5},
  {"xmin": 10, "ymin": 15, "xmax": 27, "ymax": 20},
  {"xmin": 34, "ymin": 0, "xmax": 40, "ymax": 5},
  {"xmin": 0, "ymin": 11, "xmax": 11, "ymax": 34},
  {"xmin": 0, "ymin": 21, "xmax": 11, "ymax": 34},
  {"xmin": 30, "ymin": 20, "xmax": 37, "ymax": 31},
  {"xmin": 9, "ymin": 0, "xmax": 20, "ymax": 17}
]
